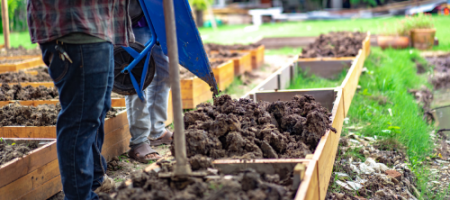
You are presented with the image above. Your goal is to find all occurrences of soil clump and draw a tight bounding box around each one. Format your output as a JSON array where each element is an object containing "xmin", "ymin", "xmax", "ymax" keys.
[
  {"xmin": 299, "ymin": 31, "xmax": 366, "ymax": 58},
  {"xmin": 208, "ymin": 51, "xmax": 245, "ymax": 59},
  {"xmin": 0, "ymin": 140, "xmax": 39, "ymax": 165},
  {"xmin": 210, "ymin": 60, "xmax": 225, "ymax": 68},
  {"xmin": 0, "ymin": 103, "xmax": 123, "ymax": 126},
  {"xmin": 0, "ymin": 67, "xmax": 52, "ymax": 83},
  {"xmin": 204, "ymin": 43, "xmax": 260, "ymax": 52},
  {"xmin": 408, "ymin": 87, "xmax": 434, "ymax": 124},
  {"xmin": 176, "ymin": 94, "xmax": 336, "ymax": 159},
  {"xmin": 0, "ymin": 83, "xmax": 58, "ymax": 101},
  {"xmin": 100, "ymin": 156, "xmax": 299, "ymax": 200}
]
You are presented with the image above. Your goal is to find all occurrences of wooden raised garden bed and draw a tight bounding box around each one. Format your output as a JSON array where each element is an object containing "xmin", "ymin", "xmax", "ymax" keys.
[
  {"xmin": 0, "ymin": 56, "xmax": 45, "ymax": 73},
  {"xmin": 0, "ymin": 108, "xmax": 130, "ymax": 161},
  {"xmin": 248, "ymin": 88, "xmax": 345, "ymax": 200},
  {"xmin": 0, "ymin": 138, "xmax": 60, "ymax": 200},
  {"xmin": 211, "ymin": 59, "xmax": 234, "ymax": 91},
  {"xmin": 180, "ymin": 76, "xmax": 213, "ymax": 109},
  {"xmin": 212, "ymin": 159, "xmax": 320, "ymax": 200}
]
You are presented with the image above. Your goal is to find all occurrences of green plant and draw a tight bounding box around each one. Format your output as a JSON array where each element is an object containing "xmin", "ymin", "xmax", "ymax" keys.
[
  {"xmin": 404, "ymin": 12, "xmax": 435, "ymax": 30},
  {"xmin": 188, "ymin": 0, "xmax": 213, "ymax": 10}
]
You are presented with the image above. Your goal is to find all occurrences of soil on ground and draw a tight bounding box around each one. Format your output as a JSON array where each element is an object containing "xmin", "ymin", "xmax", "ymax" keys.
[
  {"xmin": 175, "ymin": 94, "xmax": 336, "ymax": 160},
  {"xmin": 210, "ymin": 60, "xmax": 225, "ymax": 69},
  {"xmin": 409, "ymin": 87, "xmax": 434, "ymax": 124},
  {"xmin": 204, "ymin": 43, "xmax": 260, "ymax": 52},
  {"xmin": 0, "ymin": 140, "xmax": 39, "ymax": 165},
  {"xmin": 0, "ymin": 84, "xmax": 58, "ymax": 101},
  {"xmin": 0, "ymin": 103, "xmax": 123, "ymax": 126},
  {"xmin": 0, "ymin": 67, "xmax": 52, "ymax": 83},
  {"xmin": 299, "ymin": 31, "xmax": 366, "ymax": 58},
  {"xmin": 100, "ymin": 155, "xmax": 299, "ymax": 200},
  {"xmin": 0, "ymin": 46, "xmax": 42, "ymax": 57}
]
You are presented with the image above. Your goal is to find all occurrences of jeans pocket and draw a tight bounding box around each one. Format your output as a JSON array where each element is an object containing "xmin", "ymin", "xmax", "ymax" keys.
[{"xmin": 46, "ymin": 52, "xmax": 69, "ymax": 83}]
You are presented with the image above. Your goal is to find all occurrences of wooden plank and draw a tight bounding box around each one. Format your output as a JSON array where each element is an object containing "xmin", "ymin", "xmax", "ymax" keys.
[
  {"xmin": 0, "ymin": 58, "xmax": 45, "ymax": 73},
  {"xmin": 312, "ymin": 88, "xmax": 344, "ymax": 199},
  {"xmin": 0, "ymin": 159, "xmax": 60, "ymax": 200},
  {"xmin": 363, "ymin": 32, "xmax": 371, "ymax": 59},
  {"xmin": 296, "ymin": 59, "xmax": 353, "ymax": 79},
  {"xmin": 0, "ymin": 140, "xmax": 57, "ymax": 188},
  {"xmin": 18, "ymin": 175, "xmax": 62, "ymax": 200},
  {"xmin": 1, "ymin": 0, "xmax": 10, "ymax": 49},
  {"xmin": 241, "ymin": 51, "xmax": 252, "ymax": 73},
  {"xmin": 0, "ymin": 109, "xmax": 128, "ymax": 138},
  {"xmin": 102, "ymin": 125, "xmax": 132, "ymax": 161},
  {"xmin": 279, "ymin": 64, "xmax": 291, "ymax": 90},
  {"xmin": 340, "ymin": 50, "xmax": 365, "ymax": 116},
  {"xmin": 212, "ymin": 60, "xmax": 234, "ymax": 91},
  {"xmin": 295, "ymin": 160, "xmax": 320, "ymax": 200},
  {"xmin": 8, "ymin": 82, "xmax": 54, "ymax": 88},
  {"xmin": 255, "ymin": 45, "xmax": 265, "ymax": 69},
  {"xmin": 192, "ymin": 77, "xmax": 213, "ymax": 108},
  {"xmin": 165, "ymin": 92, "xmax": 173, "ymax": 126}
]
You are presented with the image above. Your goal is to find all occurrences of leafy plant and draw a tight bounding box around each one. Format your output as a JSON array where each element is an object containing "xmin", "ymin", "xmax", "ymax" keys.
[
  {"xmin": 188, "ymin": 0, "xmax": 213, "ymax": 10},
  {"xmin": 404, "ymin": 12, "xmax": 435, "ymax": 30}
]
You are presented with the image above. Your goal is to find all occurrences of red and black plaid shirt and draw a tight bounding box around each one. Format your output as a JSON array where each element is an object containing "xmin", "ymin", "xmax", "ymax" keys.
[{"xmin": 27, "ymin": 0, "xmax": 134, "ymax": 46}]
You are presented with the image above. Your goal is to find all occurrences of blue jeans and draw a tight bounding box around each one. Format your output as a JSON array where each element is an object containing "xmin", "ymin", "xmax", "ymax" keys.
[
  {"xmin": 126, "ymin": 27, "xmax": 170, "ymax": 147},
  {"xmin": 40, "ymin": 42, "xmax": 113, "ymax": 200}
]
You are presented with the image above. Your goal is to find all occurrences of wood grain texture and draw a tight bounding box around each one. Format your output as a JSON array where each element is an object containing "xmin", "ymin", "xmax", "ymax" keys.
[
  {"xmin": 212, "ymin": 60, "xmax": 234, "ymax": 91},
  {"xmin": 340, "ymin": 50, "xmax": 365, "ymax": 116},
  {"xmin": 0, "ymin": 58, "xmax": 45, "ymax": 73}
]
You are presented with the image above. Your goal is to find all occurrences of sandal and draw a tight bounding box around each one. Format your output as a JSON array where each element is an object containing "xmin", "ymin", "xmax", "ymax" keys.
[
  {"xmin": 150, "ymin": 130, "xmax": 173, "ymax": 146},
  {"xmin": 128, "ymin": 143, "xmax": 161, "ymax": 163}
]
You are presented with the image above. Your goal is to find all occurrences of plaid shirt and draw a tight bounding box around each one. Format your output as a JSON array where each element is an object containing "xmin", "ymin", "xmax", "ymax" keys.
[{"xmin": 27, "ymin": 0, "xmax": 134, "ymax": 46}]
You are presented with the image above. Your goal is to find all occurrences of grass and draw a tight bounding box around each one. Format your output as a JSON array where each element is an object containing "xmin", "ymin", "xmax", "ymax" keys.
[
  {"xmin": 265, "ymin": 47, "xmax": 302, "ymax": 56},
  {"xmin": 288, "ymin": 68, "xmax": 347, "ymax": 89}
]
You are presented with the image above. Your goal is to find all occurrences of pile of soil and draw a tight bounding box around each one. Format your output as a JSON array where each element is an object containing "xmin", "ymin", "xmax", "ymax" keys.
[
  {"xmin": 0, "ymin": 67, "xmax": 52, "ymax": 83},
  {"xmin": 0, "ymin": 103, "xmax": 123, "ymax": 126},
  {"xmin": 299, "ymin": 31, "xmax": 367, "ymax": 58},
  {"xmin": 427, "ymin": 55, "xmax": 450, "ymax": 90},
  {"xmin": 204, "ymin": 43, "xmax": 260, "ymax": 52},
  {"xmin": 100, "ymin": 155, "xmax": 298, "ymax": 200},
  {"xmin": 0, "ymin": 46, "xmax": 41, "ymax": 57},
  {"xmin": 0, "ymin": 84, "xmax": 58, "ymax": 101},
  {"xmin": 175, "ymin": 94, "xmax": 336, "ymax": 159},
  {"xmin": 0, "ymin": 141, "xmax": 39, "ymax": 165},
  {"xmin": 208, "ymin": 51, "xmax": 244, "ymax": 60}
]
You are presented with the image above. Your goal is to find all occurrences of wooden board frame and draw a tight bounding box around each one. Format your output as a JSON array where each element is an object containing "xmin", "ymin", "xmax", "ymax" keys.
[
  {"xmin": 0, "ymin": 138, "xmax": 59, "ymax": 200},
  {"xmin": 212, "ymin": 159, "xmax": 320, "ymax": 200},
  {"xmin": 248, "ymin": 88, "xmax": 345, "ymax": 200},
  {"xmin": 181, "ymin": 76, "xmax": 213, "ymax": 109},
  {"xmin": 340, "ymin": 50, "xmax": 365, "ymax": 116},
  {"xmin": 233, "ymin": 51, "xmax": 252, "ymax": 75},
  {"xmin": 0, "ymin": 109, "xmax": 131, "ymax": 161},
  {"xmin": 0, "ymin": 57, "xmax": 45, "ymax": 73},
  {"xmin": 0, "ymin": 98, "xmax": 126, "ymax": 107},
  {"xmin": 211, "ymin": 59, "xmax": 234, "ymax": 91}
]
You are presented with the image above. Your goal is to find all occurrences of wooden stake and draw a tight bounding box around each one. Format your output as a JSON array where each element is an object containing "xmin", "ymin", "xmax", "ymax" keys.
[{"xmin": 1, "ymin": 0, "xmax": 10, "ymax": 49}]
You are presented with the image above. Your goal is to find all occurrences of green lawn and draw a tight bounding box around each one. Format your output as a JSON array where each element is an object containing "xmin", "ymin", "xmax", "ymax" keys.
[{"xmin": 5, "ymin": 15, "xmax": 450, "ymax": 51}]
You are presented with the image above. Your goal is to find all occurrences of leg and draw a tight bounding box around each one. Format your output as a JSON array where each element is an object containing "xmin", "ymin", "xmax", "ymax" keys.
[
  {"xmin": 146, "ymin": 44, "xmax": 171, "ymax": 140},
  {"xmin": 41, "ymin": 42, "xmax": 113, "ymax": 200}
]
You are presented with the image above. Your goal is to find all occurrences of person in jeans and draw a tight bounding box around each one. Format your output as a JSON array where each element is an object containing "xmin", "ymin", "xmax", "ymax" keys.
[
  {"xmin": 126, "ymin": 13, "xmax": 173, "ymax": 163},
  {"xmin": 27, "ymin": 1, "xmax": 133, "ymax": 199}
]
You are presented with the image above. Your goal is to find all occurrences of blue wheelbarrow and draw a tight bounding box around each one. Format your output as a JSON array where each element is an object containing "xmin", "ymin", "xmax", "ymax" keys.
[{"xmin": 112, "ymin": 0, "xmax": 218, "ymax": 101}]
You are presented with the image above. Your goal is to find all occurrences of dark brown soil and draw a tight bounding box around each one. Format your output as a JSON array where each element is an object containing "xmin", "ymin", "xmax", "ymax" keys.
[
  {"xmin": 175, "ymin": 94, "xmax": 336, "ymax": 159},
  {"xmin": 100, "ymin": 155, "xmax": 298, "ymax": 200},
  {"xmin": 210, "ymin": 60, "xmax": 225, "ymax": 69},
  {"xmin": 0, "ymin": 140, "xmax": 39, "ymax": 165},
  {"xmin": 204, "ymin": 43, "xmax": 260, "ymax": 52},
  {"xmin": 299, "ymin": 31, "xmax": 367, "ymax": 58},
  {"xmin": 0, "ymin": 46, "xmax": 41, "ymax": 57},
  {"xmin": 426, "ymin": 55, "xmax": 450, "ymax": 90},
  {"xmin": 0, "ymin": 103, "xmax": 123, "ymax": 127},
  {"xmin": 208, "ymin": 51, "xmax": 244, "ymax": 60},
  {"xmin": 0, "ymin": 84, "xmax": 58, "ymax": 101},
  {"xmin": 0, "ymin": 67, "xmax": 52, "ymax": 83}
]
